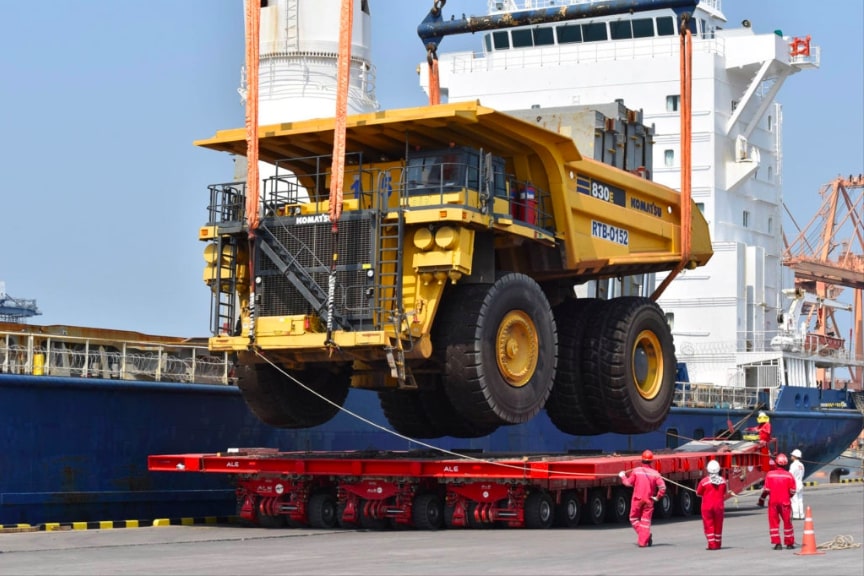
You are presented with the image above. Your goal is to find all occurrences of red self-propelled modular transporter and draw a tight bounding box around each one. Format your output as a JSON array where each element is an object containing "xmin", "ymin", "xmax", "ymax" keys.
[{"xmin": 148, "ymin": 439, "xmax": 768, "ymax": 530}]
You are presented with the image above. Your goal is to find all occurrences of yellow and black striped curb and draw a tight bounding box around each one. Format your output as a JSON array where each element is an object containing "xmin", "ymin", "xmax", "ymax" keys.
[{"xmin": 0, "ymin": 516, "xmax": 237, "ymax": 533}]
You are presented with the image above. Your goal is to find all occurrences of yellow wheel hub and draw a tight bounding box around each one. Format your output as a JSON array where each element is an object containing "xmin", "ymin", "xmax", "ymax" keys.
[
  {"xmin": 495, "ymin": 310, "xmax": 538, "ymax": 388},
  {"xmin": 632, "ymin": 329, "xmax": 664, "ymax": 400}
]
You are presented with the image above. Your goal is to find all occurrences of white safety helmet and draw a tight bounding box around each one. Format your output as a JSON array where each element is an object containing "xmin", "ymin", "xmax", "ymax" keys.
[
  {"xmin": 706, "ymin": 460, "xmax": 720, "ymax": 474},
  {"xmin": 791, "ymin": 449, "xmax": 802, "ymax": 459}
]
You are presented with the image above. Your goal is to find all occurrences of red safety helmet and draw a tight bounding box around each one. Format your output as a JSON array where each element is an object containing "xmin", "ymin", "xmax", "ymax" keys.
[
  {"xmin": 641, "ymin": 449, "xmax": 654, "ymax": 462},
  {"xmin": 775, "ymin": 453, "xmax": 788, "ymax": 467}
]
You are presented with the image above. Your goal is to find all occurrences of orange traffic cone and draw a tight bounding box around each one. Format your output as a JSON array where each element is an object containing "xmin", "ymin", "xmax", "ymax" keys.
[{"xmin": 795, "ymin": 506, "xmax": 825, "ymax": 556}]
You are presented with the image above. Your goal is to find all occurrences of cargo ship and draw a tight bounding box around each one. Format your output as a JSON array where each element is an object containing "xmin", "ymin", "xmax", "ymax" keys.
[{"xmin": 3, "ymin": 0, "xmax": 862, "ymax": 526}]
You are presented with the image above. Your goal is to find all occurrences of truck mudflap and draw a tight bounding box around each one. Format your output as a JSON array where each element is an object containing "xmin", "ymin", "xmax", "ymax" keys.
[{"xmin": 149, "ymin": 440, "xmax": 766, "ymax": 530}]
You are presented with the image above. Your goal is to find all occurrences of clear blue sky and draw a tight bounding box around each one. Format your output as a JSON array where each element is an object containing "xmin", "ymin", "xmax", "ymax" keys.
[{"xmin": 1, "ymin": 1, "xmax": 861, "ymax": 337}]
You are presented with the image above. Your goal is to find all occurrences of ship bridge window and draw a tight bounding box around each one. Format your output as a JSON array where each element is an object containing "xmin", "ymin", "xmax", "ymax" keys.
[
  {"xmin": 656, "ymin": 16, "xmax": 675, "ymax": 36},
  {"xmin": 610, "ymin": 19, "xmax": 654, "ymax": 40},
  {"xmin": 582, "ymin": 22, "xmax": 608, "ymax": 43},
  {"xmin": 492, "ymin": 30, "xmax": 511, "ymax": 50},
  {"xmin": 557, "ymin": 23, "xmax": 582, "ymax": 44},
  {"xmin": 685, "ymin": 17, "xmax": 697, "ymax": 34},
  {"xmin": 511, "ymin": 28, "xmax": 533, "ymax": 48},
  {"xmin": 532, "ymin": 26, "xmax": 555, "ymax": 46},
  {"xmin": 632, "ymin": 18, "xmax": 655, "ymax": 38},
  {"xmin": 610, "ymin": 20, "xmax": 633, "ymax": 40}
]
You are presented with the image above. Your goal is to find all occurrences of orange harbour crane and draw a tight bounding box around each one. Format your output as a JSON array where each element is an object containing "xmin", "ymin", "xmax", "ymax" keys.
[{"xmin": 783, "ymin": 175, "xmax": 864, "ymax": 389}]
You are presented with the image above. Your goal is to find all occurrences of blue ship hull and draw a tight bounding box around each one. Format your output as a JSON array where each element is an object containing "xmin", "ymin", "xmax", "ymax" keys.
[{"xmin": 1, "ymin": 373, "xmax": 860, "ymax": 525}]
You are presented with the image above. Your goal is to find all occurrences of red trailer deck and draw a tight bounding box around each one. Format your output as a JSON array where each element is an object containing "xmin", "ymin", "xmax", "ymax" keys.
[{"xmin": 148, "ymin": 440, "xmax": 768, "ymax": 530}]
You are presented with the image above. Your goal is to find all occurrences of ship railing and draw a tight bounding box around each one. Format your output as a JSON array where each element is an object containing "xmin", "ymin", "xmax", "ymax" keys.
[
  {"xmin": 679, "ymin": 332, "xmax": 864, "ymax": 365},
  {"xmin": 444, "ymin": 35, "xmax": 724, "ymax": 74},
  {"xmin": 674, "ymin": 381, "xmax": 761, "ymax": 409},
  {"xmin": 486, "ymin": 0, "xmax": 723, "ymax": 11},
  {"xmin": 0, "ymin": 330, "xmax": 234, "ymax": 385}
]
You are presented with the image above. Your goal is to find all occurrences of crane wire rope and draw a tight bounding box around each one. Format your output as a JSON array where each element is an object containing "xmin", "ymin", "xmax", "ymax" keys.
[{"xmin": 253, "ymin": 349, "xmax": 738, "ymax": 486}]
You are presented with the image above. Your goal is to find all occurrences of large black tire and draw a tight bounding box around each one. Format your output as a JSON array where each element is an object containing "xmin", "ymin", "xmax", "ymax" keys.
[
  {"xmin": 378, "ymin": 374, "xmax": 499, "ymax": 439},
  {"xmin": 652, "ymin": 492, "xmax": 673, "ymax": 520},
  {"xmin": 418, "ymin": 375, "xmax": 500, "ymax": 438},
  {"xmin": 673, "ymin": 486, "xmax": 696, "ymax": 517},
  {"xmin": 378, "ymin": 388, "xmax": 444, "ymax": 439},
  {"xmin": 237, "ymin": 362, "xmax": 351, "ymax": 428},
  {"xmin": 524, "ymin": 491, "xmax": 555, "ymax": 529},
  {"xmin": 412, "ymin": 493, "xmax": 444, "ymax": 530},
  {"xmin": 607, "ymin": 487, "xmax": 631, "ymax": 524},
  {"xmin": 583, "ymin": 489, "xmax": 606, "ymax": 526},
  {"xmin": 308, "ymin": 492, "xmax": 338, "ymax": 529},
  {"xmin": 435, "ymin": 274, "xmax": 558, "ymax": 425},
  {"xmin": 547, "ymin": 298, "xmax": 608, "ymax": 435},
  {"xmin": 581, "ymin": 297, "xmax": 676, "ymax": 434},
  {"xmin": 554, "ymin": 490, "xmax": 582, "ymax": 528}
]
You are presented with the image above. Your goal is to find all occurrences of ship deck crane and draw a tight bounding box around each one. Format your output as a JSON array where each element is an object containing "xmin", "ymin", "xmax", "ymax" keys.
[
  {"xmin": 0, "ymin": 282, "xmax": 41, "ymax": 323},
  {"xmin": 783, "ymin": 175, "xmax": 864, "ymax": 388}
]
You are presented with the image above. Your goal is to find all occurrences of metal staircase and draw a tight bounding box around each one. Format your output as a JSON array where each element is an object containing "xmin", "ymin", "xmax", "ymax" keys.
[{"xmin": 255, "ymin": 223, "xmax": 349, "ymax": 330}]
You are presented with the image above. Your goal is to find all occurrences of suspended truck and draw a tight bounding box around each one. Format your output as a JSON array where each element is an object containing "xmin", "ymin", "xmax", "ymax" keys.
[
  {"xmin": 197, "ymin": 98, "xmax": 712, "ymax": 439},
  {"xmin": 193, "ymin": 0, "xmax": 712, "ymax": 442}
]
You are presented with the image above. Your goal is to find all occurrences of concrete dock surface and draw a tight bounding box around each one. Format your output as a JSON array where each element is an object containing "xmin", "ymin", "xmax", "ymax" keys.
[{"xmin": 0, "ymin": 483, "xmax": 861, "ymax": 575}]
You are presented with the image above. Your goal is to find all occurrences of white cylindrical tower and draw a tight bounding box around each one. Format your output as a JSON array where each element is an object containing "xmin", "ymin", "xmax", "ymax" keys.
[{"xmin": 243, "ymin": 0, "xmax": 379, "ymax": 125}]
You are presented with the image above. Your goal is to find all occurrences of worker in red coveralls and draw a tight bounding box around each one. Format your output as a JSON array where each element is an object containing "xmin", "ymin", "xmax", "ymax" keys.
[
  {"xmin": 696, "ymin": 459, "xmax": 730, "ymax": 550},
  {"xmin": 758, "ymin": 453, "xmax": 797, "ymax": 550},
  {"xmin": 619, "ymin": 450, "xmax": 666, "ymax": 547}
]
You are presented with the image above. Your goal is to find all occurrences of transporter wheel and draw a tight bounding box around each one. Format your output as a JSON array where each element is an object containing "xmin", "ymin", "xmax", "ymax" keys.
[
  {"xmin": 674, "ymin": 486, "xmax": 696, "ymax": 517},
  {"xmin": 412, "ymin": 493, "xmax": 444, "ymax": 530},
  {"xmin": 237, "ymin": 362, "xmax": 351, "ymax": 428},
  {"xmin": 546, "ymin": 298, "xmax": 608, "ymax": 435},
  {"xmin": 436, "ymin": 274, "xmax": 557, "ymax": 425},
  {"xmin": 607, "ymin": 487, "xmax": 631, "ymax": 524},
  {"xmin": 581, "ymin": 297, "xmax": 675, "ymax": 434},
  {"xmin": 554, "ymin": 490, "xmax": 582, "ymax": 528},
  {"xmin": 583, "ymin": 489, "xmax": 606, "ymax": 526},
  {"xmin": 524, "ymin": 491, "xmax": 555, "ymax": 529},
  {"xmin": 652, "ymin": 492, "xmax": 673, "ymax": 520},
  {"xmin": 308, "ymin": 492, "xmax": 338, "ymax": 529}
]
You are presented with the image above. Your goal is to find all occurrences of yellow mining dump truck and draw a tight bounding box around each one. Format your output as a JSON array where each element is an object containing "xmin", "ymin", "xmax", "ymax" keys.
[{"xmin": 196, "ymin": 101, "xmax": 712, "ymax": 438}]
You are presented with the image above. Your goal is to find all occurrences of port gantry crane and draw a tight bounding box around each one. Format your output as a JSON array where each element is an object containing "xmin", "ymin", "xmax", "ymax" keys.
[{"xmin": 783, "ymin": 175, "xmax": 864, "ymax": 389}]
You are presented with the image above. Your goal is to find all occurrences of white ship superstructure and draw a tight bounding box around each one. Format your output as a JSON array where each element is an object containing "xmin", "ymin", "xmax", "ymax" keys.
[
  {"xmin": 421, "ymin": 0, "xmax": 824, "ymax": 390},
  {"xmin": 239, "ymin": 0, "xmax": 380, "ymax": 182},
  {"xmin": 244, "ymin": 0, "xmax": 378, "ymax": 124}
]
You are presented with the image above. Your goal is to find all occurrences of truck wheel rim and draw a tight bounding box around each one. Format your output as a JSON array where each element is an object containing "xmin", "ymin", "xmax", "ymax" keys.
[
  {"xmin": 495, "ymin": 310, "xmax": 538, "ymax": 388},
  {"xmin": 632, "ymin": 329, "xmax": 662, "ymax": 400}
]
